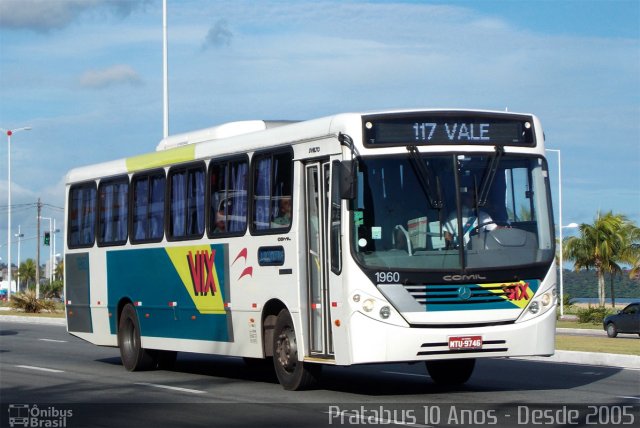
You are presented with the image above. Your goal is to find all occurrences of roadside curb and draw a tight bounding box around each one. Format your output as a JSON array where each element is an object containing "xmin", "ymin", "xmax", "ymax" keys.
[
  {"xmin": 557, "ymin": 327, "xmax": 607, "ymax": 336},
  {"xmin": 0, "ymin": 314, "xmax": 66, "ymax": 326},
  {"xmin": 519, "ymin": 350, "xmax": 640, "ymax": 370}
]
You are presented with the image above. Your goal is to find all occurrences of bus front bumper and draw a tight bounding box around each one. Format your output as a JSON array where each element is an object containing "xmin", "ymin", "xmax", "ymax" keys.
[{"xmin": 344, "ymin": 306, "xmax": 556, "ymax": 365}]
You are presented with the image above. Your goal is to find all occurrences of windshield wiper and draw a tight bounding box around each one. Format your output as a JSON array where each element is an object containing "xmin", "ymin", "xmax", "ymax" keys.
[
  {"xmin": 406, "ymin": 145, "xmax": 443, "ymax": 209},
  {"xmin": 478, "ymin": 145, "xmax": 504, "ymax": 207}
]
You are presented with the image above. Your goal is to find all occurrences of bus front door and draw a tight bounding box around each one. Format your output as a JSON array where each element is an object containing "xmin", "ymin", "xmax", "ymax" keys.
[{"xmin": 305, "ymin": 161, "xmax": 334, "ymax": 358}]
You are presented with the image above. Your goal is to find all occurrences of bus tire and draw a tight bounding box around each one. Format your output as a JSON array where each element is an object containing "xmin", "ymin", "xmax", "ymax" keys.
[
  {"xmin": 118, "ymin": 303, "xmax": 156, "ymax": 371},
  {"xmin": 272, "ymin": 309, "xmax": 320, "ymax": 390},
  {"xmin": 426, "ymin": 358, "xmax": 475, "ymax": 386}
]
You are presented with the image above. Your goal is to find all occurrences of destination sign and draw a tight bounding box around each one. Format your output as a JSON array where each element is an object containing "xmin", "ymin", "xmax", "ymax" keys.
[{"xmin": 363, "ymin": 113, "xmax": 535, "ymax": 147}]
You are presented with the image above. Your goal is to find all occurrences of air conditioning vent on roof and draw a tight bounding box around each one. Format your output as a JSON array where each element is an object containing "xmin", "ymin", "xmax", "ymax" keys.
[{"xmin": 155, "ymin": 120, "xmax": 297, "ymax": 151}]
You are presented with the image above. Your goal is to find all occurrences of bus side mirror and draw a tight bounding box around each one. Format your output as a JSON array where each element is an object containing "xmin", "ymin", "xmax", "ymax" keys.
[{"xmin": 336, "ymin": 160, "xmax": 356, "ymax": 200}]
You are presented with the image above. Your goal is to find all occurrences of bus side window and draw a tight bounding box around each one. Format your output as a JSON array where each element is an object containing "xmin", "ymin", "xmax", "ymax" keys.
[
  {"xmin": 131, "ymin": 171, "xmax": 166, "ymax": 243},
  {"xmin": 97, "ymin": 177, "xmax": 129, "ymax": 246},
  {"xmin": 209, "ymin": 157, "xmax": 249, "ymax": 236},
  {"xmin": 168, "ymin": 163, "xmax": 206, "ymax": 240},
  {"xmin": 252, "ymin": 150, "xmax": 293, "ymax": 233},
  {"xmin": 68, "ymin": 183, "xmax": 97, "ymax": 249}
]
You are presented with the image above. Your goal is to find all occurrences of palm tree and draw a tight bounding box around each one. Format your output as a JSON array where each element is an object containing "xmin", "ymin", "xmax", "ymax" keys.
[
  {"xmin": 618, "ymin": 222, "xmax": 640, "ymax": 281},
  {"xmin": 54, "ymin": 260, "xmax": 64, "ymax": 281},
  {"xmin": 629, "ymin": 252, "xmax": 640, "ymax": 280},
  {"xmin": 18, "ymin": 259, "xmax": 37, "ymax": 290},
  {"xmin": 563, "ymin": 211, "xmax": 628, "ymax": 307}
]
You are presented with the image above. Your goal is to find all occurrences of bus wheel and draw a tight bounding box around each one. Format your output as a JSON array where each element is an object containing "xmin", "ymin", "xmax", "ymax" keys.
[
  {"xmin": 426, "ymin": 358, "xmax": 476, "ymax": 386},
  {"xmin": 118, "ymin": 303, "xmax": 156, "ymax": 371},
  {"xmin": 272, "ymin": 309, "xmax": 320, "ymax": 390}
]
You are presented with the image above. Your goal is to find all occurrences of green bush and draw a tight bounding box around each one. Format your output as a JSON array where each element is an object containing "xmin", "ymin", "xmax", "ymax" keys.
[
  {"xmin": 576, "ymin": 306, "xmax": 610, "ymax": 324},
  {"xmin": 562, "ymin": 293, "xmax": 575, "ymax": 310},
  {"xmin": 41, "ymin": 280, "xmax": 63, "ymax": 299},
  {"xmin": 10, "ymin": 290, "xmax": 57, "ymax": 313}
]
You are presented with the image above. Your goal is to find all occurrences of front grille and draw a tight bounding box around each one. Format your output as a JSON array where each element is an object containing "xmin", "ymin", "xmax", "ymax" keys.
[{"xmin": 405, "ymin": 284, "xmax": 510, "ymax": 307}]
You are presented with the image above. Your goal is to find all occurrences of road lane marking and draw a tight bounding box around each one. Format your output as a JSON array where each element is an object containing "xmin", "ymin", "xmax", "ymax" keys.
[
  {"xmin": 617, "ymin": 396, "xmax": 640, "ymax": 401},
  {"xmin": 134, "ymin": 382, "xmax": 206, "ymax": 394},
  {"xmin": 38, "ymin": 338, "xmax": 68, "ymax": 343},
  {"xmin": 16, "ymin": 365, "xmax": 64, "ymax": 373},
  {"xmin": 382, "ymin": 371, "xmax": 429, "ymax": 378}
]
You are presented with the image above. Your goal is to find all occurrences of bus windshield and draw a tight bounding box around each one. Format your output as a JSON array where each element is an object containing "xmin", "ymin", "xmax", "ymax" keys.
[{"xmin": 351, "ymin": 153, "xmax": 554, "ymax": 271}]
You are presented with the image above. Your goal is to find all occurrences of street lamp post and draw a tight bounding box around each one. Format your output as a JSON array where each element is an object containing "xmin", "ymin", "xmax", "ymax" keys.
[
  {"xmin": 163, "ymin": 0, "xmax": 169, "ymax": 138},
  {"xmin": 545, "ymin": 148, "xmax": 579, "ymax": 317},
  {"xmin": 15, "ymin": 225, "xmax": 24, "ymax": 292},
  {"xmin": 1, "ymin": 126, "xmax": 31, "ymax": 301},
  {"xmin": 52, "ymin": 219, "xmax": 60, "ymax": 281}
]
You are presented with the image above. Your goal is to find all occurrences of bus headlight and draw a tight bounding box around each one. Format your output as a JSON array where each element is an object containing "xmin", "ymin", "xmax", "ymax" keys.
[
  {"xmin": 379, "ymin": 306, "xmax": 391, "ymax": 319},
  {"xmin": 541, "ymin": 292, "xmax": 551, "ymax": 307},
  {"xmin": 362, "ymin": 299, "xmax": 375, "ymax": 312},
  {"xmin": 518, "ymin": 285, "xmax": 557, "ymax": 323},
  {"xmin": 350, "ymin": 290, "xmax": 409, "ymax": 327}
]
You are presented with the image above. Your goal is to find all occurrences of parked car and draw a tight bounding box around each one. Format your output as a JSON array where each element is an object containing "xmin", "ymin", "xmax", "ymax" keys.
[{"xmin": 603, "ymin": 302, "xmax": 640, "ymax": 338}]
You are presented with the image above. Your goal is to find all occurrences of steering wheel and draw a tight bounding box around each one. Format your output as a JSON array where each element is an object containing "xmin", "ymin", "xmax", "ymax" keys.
[{"xmin": 476, "ymin": 220, "xmax": 498, "ymax": 229}]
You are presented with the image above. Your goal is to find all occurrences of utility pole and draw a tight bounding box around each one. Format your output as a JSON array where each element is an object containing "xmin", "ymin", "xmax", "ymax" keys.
[{"xmin": 36, "ymin": 198, "xmax": 41, "ymax": 299}]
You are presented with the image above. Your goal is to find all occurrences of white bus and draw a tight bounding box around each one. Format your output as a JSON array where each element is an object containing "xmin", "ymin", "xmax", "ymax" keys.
[{"xmin": 64, "ymin": 109, "xmax": 557, "ymax": 390}]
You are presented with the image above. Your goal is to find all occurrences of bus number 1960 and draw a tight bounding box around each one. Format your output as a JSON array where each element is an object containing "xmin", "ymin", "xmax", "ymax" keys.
[{"xmin": 375, "ymin": 272, "xmax": 400, "ymax": 283}]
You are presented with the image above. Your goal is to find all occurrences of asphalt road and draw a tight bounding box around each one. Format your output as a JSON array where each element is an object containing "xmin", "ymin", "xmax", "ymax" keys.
[{"xmin": 1, "ymin": 320, "xmax": 638, "ymax": 427}]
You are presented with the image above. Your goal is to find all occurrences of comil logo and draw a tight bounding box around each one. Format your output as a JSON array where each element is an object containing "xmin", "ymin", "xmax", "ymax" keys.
[
  {"xmin": 443, "ymin": 274, "xmax": 486, "ymax": 282},
  {"xmin": 8, "ymin": 404, "xmax": 73, "ymax": 428}
]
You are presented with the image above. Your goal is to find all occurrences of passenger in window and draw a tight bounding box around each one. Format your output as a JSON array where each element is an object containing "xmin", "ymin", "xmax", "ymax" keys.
[
  {"xmin": 273, "ymin": 196, "xmax": 292, "ymax": 227},
  {"xmin": 213, "ymin": 200, "xmax": 230, "ymax": 234},
  {"xmin": 213, "ymin": 210, "xmax": 226, "ymax": 233}
]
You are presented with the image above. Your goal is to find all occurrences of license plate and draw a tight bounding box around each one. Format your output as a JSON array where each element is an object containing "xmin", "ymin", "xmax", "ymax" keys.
[{"xmin": 448, "ymin": 335, "xmax": 482, "ymax": 350}]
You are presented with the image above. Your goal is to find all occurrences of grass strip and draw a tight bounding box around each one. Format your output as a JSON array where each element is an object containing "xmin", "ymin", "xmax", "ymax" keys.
[
  {"xmin": 556, "ymin": 320, "xmax": 602, "ymax": 330},
  {"xmin": 556, "ymin": 334, "xmax": 640, "ymax": 356}
]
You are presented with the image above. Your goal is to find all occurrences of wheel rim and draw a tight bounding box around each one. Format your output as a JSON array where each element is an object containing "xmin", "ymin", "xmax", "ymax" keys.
[
  {"xmin": 607, "ymin": 324, "xmax": 615, "ymax": 335},
  {"xmin": 276, "ymin": 326, "xmax": 297, "ymax": 373},
  {"xmin": 122, "ymin": 318, "xmax": 136, "ymax": 355}
]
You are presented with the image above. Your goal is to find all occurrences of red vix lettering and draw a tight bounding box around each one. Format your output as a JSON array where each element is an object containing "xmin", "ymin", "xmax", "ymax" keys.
[
  {"xmin": 504, "ymin": 283, "xmax": 530, "ymax": 301},
  {"xmin": 186, "ymin": 250, "xmax": 218, "ymax": 296}
]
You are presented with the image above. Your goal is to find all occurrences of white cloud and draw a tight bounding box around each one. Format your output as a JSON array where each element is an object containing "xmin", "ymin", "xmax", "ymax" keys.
[
  {"xmin": 0, "ymin": 0, "xmax": 149, "ymax": 33},
  {"xmin": 202, "ymin": 19, "xmax": 233, "ymax": 50},
  {"xmin": 79, "ymin": 64, "xmax": 143, "ymax": 89}
]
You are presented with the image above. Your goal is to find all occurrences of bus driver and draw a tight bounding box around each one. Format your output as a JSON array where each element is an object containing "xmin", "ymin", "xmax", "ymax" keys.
[{"xmin": 443, "ymin": 190, "xmax": 496, "ymax": 248}]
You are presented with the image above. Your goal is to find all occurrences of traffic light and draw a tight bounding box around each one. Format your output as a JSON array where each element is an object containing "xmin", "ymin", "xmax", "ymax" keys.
[{"xmin": 44, "ymin": 232, "xmax": 50, "ymax": 246}]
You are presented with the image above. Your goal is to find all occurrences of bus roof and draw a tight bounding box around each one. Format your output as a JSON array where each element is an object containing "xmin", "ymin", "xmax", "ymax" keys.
[{"xmin": 65, "ymin": 109, "xmax": 539, "ymax": 184}]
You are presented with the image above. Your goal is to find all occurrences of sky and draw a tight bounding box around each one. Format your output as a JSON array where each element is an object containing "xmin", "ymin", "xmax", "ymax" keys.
[{"xmin": 0, "ymin": 0, "xmax": 638, "ymax": 265}]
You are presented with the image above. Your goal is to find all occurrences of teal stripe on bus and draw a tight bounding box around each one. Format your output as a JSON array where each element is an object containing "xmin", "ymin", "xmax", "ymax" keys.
[{"xmin": 106, "ymin": 246, "xmax": 233, "ymax": 342}]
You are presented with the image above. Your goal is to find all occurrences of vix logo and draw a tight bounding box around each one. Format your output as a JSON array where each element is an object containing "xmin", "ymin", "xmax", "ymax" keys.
[
  {"xmin": 503, "ymin": 282, "xmax": 530, "ymax": 301},
  {"xmin": 186, "ymin": 250, "xmax": 218, "ymax": 296},
  {"xmin": 165, "ymin": 244, "xmax": 227, "ymax": 314}
]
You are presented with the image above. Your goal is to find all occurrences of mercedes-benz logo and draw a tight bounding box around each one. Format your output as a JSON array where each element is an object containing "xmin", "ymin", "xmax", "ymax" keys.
[{"xmin": 457, "ymin": 286, "xmax": 472, "ymax": 300}]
